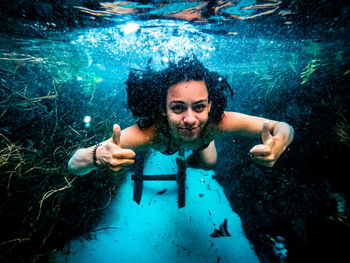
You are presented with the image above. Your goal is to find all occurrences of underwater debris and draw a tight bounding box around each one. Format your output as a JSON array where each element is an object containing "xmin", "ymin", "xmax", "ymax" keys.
[
  {"xmin": 210, "ymin": 219, "xmax": 231, "ymax": 238},
  {"xmin": 266, "ymin": 234, "xmax": 287, "ymax": 261},
  {"xmin": 157, "ymin": 189, "xmax": 167, "ymax": 195}
]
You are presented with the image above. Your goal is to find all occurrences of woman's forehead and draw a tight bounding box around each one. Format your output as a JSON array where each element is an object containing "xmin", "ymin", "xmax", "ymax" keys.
[{"xmin": 167, "ymin": 80, "xmax": 208, "ymax": 102}]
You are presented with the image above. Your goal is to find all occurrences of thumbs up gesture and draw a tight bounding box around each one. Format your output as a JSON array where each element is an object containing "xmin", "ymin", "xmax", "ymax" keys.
[
  {"xmin": 249, "ymin": 121, "xmax": 281, "ymax": 168},
  {"xmin": 112, "ymin": 124, "xmax": 122, "ymax": 145},
  {"xmin": 96, "ymin": 124, "xmax": 136, "ymax": 174}
]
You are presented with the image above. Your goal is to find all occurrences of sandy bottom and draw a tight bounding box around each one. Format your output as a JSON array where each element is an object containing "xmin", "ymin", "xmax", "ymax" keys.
[{"xmin": 50, "ymin": 150, "xmax": 260, "ymax": 263}]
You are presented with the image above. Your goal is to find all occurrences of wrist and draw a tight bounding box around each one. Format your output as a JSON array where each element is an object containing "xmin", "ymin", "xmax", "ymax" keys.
[{"xmin": 92, "ymin": 143, "xmax": 105, "ymax": 169}]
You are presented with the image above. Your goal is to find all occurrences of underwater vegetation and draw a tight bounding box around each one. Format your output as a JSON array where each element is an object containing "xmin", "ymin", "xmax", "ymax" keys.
[
  {"xmin": 251, "ymin": 62, "xmax": 295, "ymax": 101},
  {"xmin": 215, "ymin": 39, "xmax": 350, "ymax": 262},
  {"xmin": 334, "ymin": 114, "xmax": 350, "ymax": 147},
  {"xmin": 238, "ymin": 52, "xmax": 301, "ymax": 102},
  {"xmin": 299, "ymin": 40, "xmax": 323, "ymax": 85},
  {"xmin": 0, "ymin": 39, "xmax": 131, "ymax": 262},
  {"xmin": 300, "ymin": 59, "xmax": 322, "ymax": 85}
]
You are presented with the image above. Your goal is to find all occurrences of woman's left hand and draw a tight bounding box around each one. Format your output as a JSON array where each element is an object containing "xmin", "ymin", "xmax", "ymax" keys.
[{"xmin": 249, "ymin": 122, "xmax": 287, "ymax": 167}]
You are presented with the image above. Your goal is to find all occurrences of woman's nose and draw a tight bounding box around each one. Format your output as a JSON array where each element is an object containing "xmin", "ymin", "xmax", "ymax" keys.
[{"xmin": 183, "ymin": 109, "xmax": 196, "ymax": 126}]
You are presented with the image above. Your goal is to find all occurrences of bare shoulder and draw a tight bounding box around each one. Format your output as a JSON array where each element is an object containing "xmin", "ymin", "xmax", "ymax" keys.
[
  {"xmin": 217, "ymin": 111, "xmax": 271, "ymax": 137},
  {"xmin": 120, "ymin": 124, "xmax": 157, "ymax": 150},
  {"xmin": 217, "ymin": 112, "xmax": 256, "ymax": 132}
]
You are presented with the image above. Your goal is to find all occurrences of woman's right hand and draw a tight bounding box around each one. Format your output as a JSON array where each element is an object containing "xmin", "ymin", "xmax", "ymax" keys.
[{"xmin": 97, "ymin": 124, "xmax": 136, "ymax": 174}]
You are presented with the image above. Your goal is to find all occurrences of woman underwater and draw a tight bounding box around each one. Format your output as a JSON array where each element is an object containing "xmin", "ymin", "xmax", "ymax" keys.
[{"xmin": 68, "ymin": 57, "xmax": 294, "ymax": 175}]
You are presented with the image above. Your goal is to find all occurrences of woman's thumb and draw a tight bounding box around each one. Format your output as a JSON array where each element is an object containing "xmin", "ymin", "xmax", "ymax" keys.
[
  {"xmin": 262, "ymin": 121, "xmax": 273, "ymax": 145},
  {"xmin": 113, "ymin": 124, "xmax": 121, "ymax": 145}
]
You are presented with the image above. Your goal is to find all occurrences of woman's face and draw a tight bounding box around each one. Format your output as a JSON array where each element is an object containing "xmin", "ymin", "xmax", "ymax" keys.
[{"xmin": 166, "ymin": 80, "xmax": 211, "ymax": 142}]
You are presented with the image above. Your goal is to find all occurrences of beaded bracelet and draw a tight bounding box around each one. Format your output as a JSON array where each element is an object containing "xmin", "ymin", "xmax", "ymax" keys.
[{"xmin": 92, "ymin": 143, "xmax": 102, "ymax": 168}]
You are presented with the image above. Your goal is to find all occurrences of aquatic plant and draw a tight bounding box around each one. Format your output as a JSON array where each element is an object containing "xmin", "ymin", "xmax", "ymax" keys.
[
  {"xmin": 334, "ymin": 114, "xmax": 350, "ymax": 147},
  {"xmin": 300, "ymin": 59, "xmax": 322, "ymax": 85},
  {"xmin": 254, "ymin": 70, "xmax": 285, "ymax": 100},
  {"xmin": 0, "ymin": 47, "xmax": 126, "ymax": 262},
  {"xmin": 250, "ymin": 58, "xmax": 297, "ymax": 101},
  {"xmin": 0, "ymin": 133, "xmax": 23, "ymax": 194}
]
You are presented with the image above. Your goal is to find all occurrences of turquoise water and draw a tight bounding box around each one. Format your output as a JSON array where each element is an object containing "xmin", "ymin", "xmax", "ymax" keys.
[
  {"xmin": 50, "ymin": 150, "xmax": 261, "ymax": 263},
  {"xmin": 0, "ymin": 1, "xmax": 349, "ymax": 263}
]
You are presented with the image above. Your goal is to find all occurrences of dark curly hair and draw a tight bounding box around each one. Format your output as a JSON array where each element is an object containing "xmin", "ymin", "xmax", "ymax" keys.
[{"xmin": 126, "ymin": 56, "xmax": 233, "ymax": 129}]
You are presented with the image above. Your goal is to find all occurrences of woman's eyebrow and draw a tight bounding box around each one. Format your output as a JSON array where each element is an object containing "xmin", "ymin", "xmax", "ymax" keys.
[
  {"xmin": 169, "ymin": 99, "xmax": 208, "ymax": 105},
  {"xmin": 193, "ymin": 99, "xmax": 208, "ymax": 104},
  {"xmin": 169, "ymin": 101, "xmax": 186, "ymax": 104}
]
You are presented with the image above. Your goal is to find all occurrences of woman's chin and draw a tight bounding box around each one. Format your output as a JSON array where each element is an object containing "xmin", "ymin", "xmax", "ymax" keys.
[{"xmin": 178, "ymin": 128, "xmax": 200, "ymax": 140}]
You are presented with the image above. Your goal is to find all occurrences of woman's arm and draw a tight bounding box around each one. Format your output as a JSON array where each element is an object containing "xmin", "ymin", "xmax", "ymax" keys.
[
  {"xmin": 68, "ymin": 124, "xmax": 155, "ymax": 175},
  {"xmin": 217, "ymin": 112, "xmax": 294, "ymax": 167},
  {"xmin": 186, "ymin": 140, "xmax": 217, "ymax": 170}
]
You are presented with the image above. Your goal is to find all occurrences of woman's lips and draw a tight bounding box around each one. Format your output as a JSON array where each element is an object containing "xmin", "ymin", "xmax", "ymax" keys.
[{"xmin": 179, "ymin": 126, "xmax": 199, "ymax": 134}]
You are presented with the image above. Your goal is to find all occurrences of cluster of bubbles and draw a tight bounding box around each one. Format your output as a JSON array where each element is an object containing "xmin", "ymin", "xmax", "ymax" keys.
[{"xmin": 72, "ymin": 20, "xmax": 215, "ymax": 70}]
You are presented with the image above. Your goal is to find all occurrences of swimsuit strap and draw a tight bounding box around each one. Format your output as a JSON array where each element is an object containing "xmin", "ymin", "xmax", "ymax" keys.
[{"xmin": 194, "ymin": 134, "xmax": 210, "ymax": 152}]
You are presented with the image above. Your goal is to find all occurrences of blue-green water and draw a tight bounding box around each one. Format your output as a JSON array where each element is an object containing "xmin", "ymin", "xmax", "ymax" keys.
[{"xmin": 0, "ymin": 1, "xmax": 349, "ymax": 262}]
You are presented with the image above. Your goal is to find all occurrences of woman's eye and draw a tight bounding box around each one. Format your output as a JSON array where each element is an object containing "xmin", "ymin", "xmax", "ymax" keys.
[
  {"xmin": 171, "ymin": 105, "xmax": 186, "ymax": 113},
  {"xmin": 193, "ymin": 104, "xmax": 205, "ymax": 112}
]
